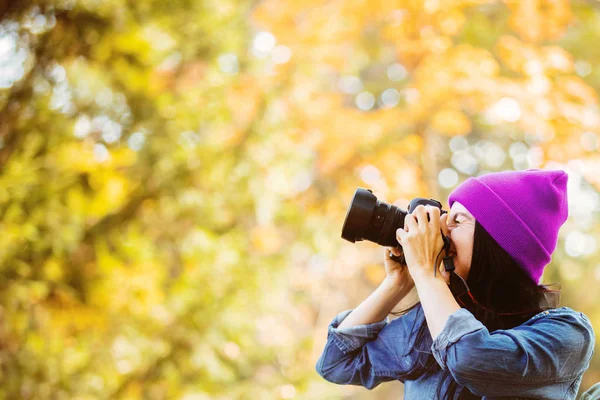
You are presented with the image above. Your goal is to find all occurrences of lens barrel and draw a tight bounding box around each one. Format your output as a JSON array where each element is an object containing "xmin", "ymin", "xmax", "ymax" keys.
[{"xmin": 341, "ymin": 188, "xmax": 447, "ymax": 248}]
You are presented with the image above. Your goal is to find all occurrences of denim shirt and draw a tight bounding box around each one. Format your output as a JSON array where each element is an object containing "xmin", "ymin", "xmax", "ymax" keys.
[{"xmin": 315, "ymin": 303, "xmax": 595, "ymax": 399}]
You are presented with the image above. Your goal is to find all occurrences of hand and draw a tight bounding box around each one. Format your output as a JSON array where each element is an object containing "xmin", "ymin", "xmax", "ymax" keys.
[
  {"xmin": 384, "ymin": 246, "xmax": 414, "ymax": 293},
  {"xmin": 396, "ymin": 205, "xmax": 448, "ymax": 280}
]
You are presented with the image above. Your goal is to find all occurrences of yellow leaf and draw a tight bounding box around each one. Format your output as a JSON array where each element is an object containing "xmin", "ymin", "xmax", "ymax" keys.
[{"xmin": 43, "ymin": 257, "xmax": 64, "ymax": 282}]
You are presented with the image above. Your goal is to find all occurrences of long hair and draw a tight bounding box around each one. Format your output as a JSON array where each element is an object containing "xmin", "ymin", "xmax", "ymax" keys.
[{"xmin": 390, "ymin": 220, "xmax": 560, "ymax": 400}]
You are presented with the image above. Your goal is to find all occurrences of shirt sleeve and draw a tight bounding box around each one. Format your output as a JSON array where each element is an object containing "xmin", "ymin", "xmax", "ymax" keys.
[
  {"xmin": 581, "ymin": 382, "xmax": 600, "ymax": 400},
  {"xmin": 326, "ymin": 309, "xmax": 389, "ymax": 353},
  {"xmin": 430, "ymin": 307, "xmax": 596, "ymax": 398},
  {"xmin": 315, "ymin": 304, "xmax": 426, "ymax": 389}
]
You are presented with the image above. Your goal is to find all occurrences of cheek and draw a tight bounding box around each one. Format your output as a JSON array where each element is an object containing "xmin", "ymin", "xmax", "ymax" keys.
[
  {"xmin": 450, "ymin": 231, "xmax": 469, "ymax": 254},
  {"xmin": 453, "ymin": 231, "xmax": 474, "ymax": 268}
]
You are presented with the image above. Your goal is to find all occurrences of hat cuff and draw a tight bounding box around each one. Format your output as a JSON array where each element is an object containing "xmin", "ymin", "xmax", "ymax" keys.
[{"xmin": 449, "ymin": 177, "xmax": 551, "ymax": 284}]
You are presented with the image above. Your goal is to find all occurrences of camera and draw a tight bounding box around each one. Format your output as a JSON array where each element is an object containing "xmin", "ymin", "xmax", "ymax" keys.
[{"xmin": 341, "ymin": 188, "xmax": 447, "ymax": 262}]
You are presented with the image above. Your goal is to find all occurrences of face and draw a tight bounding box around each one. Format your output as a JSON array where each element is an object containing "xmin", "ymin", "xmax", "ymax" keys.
[{"xmin": 438, "ymin": 201, "xmax": 475, "ymax": 284}]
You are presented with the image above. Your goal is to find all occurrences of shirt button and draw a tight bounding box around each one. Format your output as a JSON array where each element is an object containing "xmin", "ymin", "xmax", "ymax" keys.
[{"xmin": 545, "ymin": 311, "xmax": 550, "ymax": 315}]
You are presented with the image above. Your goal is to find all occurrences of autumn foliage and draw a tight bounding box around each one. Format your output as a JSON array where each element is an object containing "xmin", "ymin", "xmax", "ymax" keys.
[{"xmin": 0, "ymin": 0, "xmax": 598, "ymax": 399}]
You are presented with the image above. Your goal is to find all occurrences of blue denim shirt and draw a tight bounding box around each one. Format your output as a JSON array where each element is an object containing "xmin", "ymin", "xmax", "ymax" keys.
[{"xmin": 315, "ymin": 303, "xmax": 595, "ymax": 399}]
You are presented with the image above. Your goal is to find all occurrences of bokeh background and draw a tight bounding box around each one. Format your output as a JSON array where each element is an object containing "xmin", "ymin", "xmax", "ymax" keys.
[{"xmin": 0, "ymin": 0, "xmax": 599, "ymax": 399}]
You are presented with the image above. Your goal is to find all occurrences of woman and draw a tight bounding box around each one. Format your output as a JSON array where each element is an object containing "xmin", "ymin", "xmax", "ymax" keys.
[{"xmin": 315, "ymin": 169, "xmax": 595, "ymax": 399}]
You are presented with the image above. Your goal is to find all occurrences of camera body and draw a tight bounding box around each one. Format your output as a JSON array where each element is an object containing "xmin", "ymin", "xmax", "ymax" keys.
[{"xmin": 341, "ymin": 188, "xmax": 447, "ymax": 248}]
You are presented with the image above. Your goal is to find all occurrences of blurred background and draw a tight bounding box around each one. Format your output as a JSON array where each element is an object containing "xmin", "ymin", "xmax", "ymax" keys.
[{"xmin": 0, "ymin": 0, "xmax": 599, "ymax": 399}]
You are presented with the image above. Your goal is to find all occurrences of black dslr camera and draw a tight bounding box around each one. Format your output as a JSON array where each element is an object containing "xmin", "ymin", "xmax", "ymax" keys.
[{"xmin": 341, "ymin": 188, "xmax": 448, "ymax": 263}]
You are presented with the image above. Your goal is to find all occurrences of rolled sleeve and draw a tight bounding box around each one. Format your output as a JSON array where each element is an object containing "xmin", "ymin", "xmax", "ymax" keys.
[
  {"xmin": 431, "ymin": 308, "xmax": 485, "ymax": 369},
  {"xmin": 328, "ymin": 309, "xmax": 389, "ymax": 354},
  {"xmin": 427, "ymin": 307, "xmax": 595, "ymax": 398},
  {"xmin": 316, "ymin": 303, "xmax": 427, "ymax": 388},
  {"xmin": 582, "ymin": 383, "xmax": 600, "ymax": 400}
]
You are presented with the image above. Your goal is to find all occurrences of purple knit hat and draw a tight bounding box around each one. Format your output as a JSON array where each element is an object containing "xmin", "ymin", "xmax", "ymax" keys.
[{"xmin": 448, "ymin": 169, "xmax": 569, "ymax": 284}]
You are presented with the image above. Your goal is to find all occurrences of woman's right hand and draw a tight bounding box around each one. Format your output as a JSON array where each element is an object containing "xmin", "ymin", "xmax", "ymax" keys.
[{"xmin": 384, "ymin": 247, "xmax": 414, "ymax": 292}]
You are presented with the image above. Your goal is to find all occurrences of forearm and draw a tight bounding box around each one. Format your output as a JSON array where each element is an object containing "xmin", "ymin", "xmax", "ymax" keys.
[
  {"xmin": 412, "ymin": 271, "xmax": 461, "ymax": 340},
  {"xmin": 337, "ymin": 276, "xmax": 409, "ymax": 330}
]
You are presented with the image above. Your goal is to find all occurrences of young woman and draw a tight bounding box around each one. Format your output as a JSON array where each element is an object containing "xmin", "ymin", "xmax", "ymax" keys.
[{"xmin": 316, "ymin": 169, "xmax": 595, "ymax": 399}]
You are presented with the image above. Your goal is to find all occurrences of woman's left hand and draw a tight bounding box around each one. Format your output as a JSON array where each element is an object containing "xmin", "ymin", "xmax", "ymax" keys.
[{"xmin": 396, "ymin": 205, "xmax": 448, "ymax": 280}]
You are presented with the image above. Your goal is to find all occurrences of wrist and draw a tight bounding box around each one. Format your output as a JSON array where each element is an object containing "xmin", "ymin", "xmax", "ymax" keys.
[{"xmin": 410, "ymin": 266, "xmax": 439, "ymax": 285}]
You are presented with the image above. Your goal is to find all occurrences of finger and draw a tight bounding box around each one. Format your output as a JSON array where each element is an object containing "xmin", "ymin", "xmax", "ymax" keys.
[
  {"xmin": 427, "ymin": 205, "xmax": 440, "ymax": 232},
  {"xmin": 396, "ymin": 227, "xmax": 406, "ymax": 238},
  {"xmin": 396, "ymin": 227, "xmax": 406, "ymax": 244},
  {"xmin": 413, "ymin": 205, "xmax": 428, "ymax": 230},
  {"xmin": 404, "ymin": 213, "xmax": 418, "ymax": 232}
]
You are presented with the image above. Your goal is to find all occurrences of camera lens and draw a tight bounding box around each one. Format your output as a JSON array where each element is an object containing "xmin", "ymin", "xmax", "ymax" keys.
[
  {"xmin": 341, "ymin": 188, "xmax": 447, "ymax": 248},
  {"xmin": 341, "ymin": 188, "xmax": 407, "ymax": 247}
]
